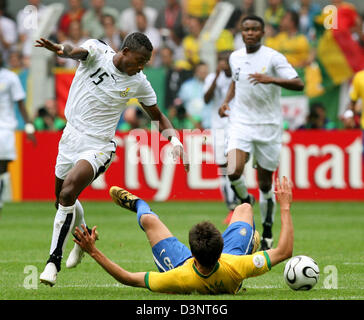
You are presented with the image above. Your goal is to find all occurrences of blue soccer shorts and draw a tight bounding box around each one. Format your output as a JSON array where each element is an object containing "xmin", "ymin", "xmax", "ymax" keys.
[{"xmin": 151, "ymin": 221, "xmax": 255, "ymax": 272}]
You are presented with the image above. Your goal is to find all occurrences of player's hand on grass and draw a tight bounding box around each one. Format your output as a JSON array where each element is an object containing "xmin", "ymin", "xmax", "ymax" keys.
[
  {"xmin": 35, "ymin": 38, "xmax": 65, "ymax": 56},
  {"xmin": 73, "ymin": 225, "xmax": 97, "ymax": 254},
  {"xmin": 275, "ymin": 176, "xmax": 293, "ymax": 210},
  {"xmin": 218, "ymin": 103, "xmax": 230, "ymax": 118}
]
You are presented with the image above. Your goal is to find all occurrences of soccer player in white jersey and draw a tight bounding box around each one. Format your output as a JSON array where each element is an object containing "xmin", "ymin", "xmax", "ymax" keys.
[
  {"xmin": 35, "ymin": 33, "xmax": 188, "ymax": 286},
  {"xmin": 0, "ymin": 52, "xmax": 35, "ymax": 214},
  {"xmin": 203, "ymin": 51, "xmax": 237, "ymax": 223},
  {"xmin": 219, "ymin": 16, "xmax": 304, "ymax": 250}
]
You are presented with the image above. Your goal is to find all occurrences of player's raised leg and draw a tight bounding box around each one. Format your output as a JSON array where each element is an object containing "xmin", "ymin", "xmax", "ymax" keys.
[
  {"xmin": 257, "ymin": 165, "xmax": 276, "ymax": 250},
  {"xmin": 40, "ymin": 160, "xmax": 94, "ymax": 286},
  {"xmin": 221, "ymin": 202, "xmax": 260, "ymax": 257},
  {"xmin": 109, "ymin": 186, "xmax": 191, "ymax": 271},
  {"xmin": 109, "ymin": 186, "xmax": 172, "ymax": 245}
]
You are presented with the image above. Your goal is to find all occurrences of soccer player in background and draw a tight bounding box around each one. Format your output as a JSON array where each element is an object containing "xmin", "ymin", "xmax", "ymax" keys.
[
  {"xmin": 203, "ymin": 50, "xmax": 238, "ymax": 224},
  {"xmin": 73, "ymin": 176, "xmax": 293, "ymax": 294},
  {"xmin": 0, "ymin": 51, "xmax": 36, "ymax": 215},
  {"xmin": 35, "ymin": 32, "xmax": 188, "ymax": 286},
  {"xmin": 219, "ymin": 15, "xmax": 304, "ymax": 250}
]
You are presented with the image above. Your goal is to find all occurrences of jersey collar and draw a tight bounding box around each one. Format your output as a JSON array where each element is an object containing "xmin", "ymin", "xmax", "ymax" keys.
[{"xmin": 192, "ymin": 260, "xmax": 220, "ymax": 279}]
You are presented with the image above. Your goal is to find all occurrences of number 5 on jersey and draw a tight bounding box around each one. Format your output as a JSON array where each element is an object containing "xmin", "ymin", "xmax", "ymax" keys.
[{"xmin": 90, "ymin": 67, "xmax": 109, "ymax": 85}]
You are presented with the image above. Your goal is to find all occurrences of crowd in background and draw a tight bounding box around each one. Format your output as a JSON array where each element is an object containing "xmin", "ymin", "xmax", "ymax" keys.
[{"xmin": 1, "ymin": 0, "xmax": 364, "ymax": 131}]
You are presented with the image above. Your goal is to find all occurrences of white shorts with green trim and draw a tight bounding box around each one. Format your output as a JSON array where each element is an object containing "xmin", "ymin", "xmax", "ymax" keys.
[{"xmin": 55, "ymin": 123, "xmax": 116, "ymax": 180}]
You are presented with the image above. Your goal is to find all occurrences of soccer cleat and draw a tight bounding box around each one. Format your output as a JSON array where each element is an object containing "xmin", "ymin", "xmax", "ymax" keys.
[
  {"xmin": 66, "ymin": 228, "xmax": 99, "ymax": 269},
  {"xmin": 252, "ymin": 230, "xmax": 260, "ymax": 253},
  {"xmin": 260, "ymin": 237, "xmax": 273, "ymax": 251},
  {"xmin": 39, "ymin": 262, "xmax": 58, "ymax": 287},
  {"xmin": 66, "ymin": 243, "xmax": 85, "ymax": 269},
  {"xmin": 109, "ymin": 186, "xmax": 139, "ymax": 212}
]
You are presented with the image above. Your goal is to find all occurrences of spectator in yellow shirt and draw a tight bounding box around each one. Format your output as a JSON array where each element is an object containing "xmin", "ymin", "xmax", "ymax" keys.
[
  {"xmin": 265, "ymin": 10, "xmax": 311, "ymax": 68},
  {"xmin": 264, "ymin": 0, "xmax": 286, "ymax": 33},
  {"xmin": 179, "ymin": 15, "xmax": 234, "ymax": 70},
  {"xmin": 348, "ymin": 69, "xmax": 364, "ymax": 160},
  {"xmin": 73, "ymin": 177, "xmax": 294, "ymax": 295},
  {"xmin": 348, "ymin": 70, "xmax": 364, "ymax": 130}
]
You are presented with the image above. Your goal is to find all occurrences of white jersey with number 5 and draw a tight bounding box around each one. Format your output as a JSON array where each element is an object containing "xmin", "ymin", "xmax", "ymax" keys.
[
  {"xmin": 229, "ymin": 45, "xmax": 297, "ymax": 126},
  {"xmin": 65, "ymin": 39, "xmax": 157, "ymax": 141}
]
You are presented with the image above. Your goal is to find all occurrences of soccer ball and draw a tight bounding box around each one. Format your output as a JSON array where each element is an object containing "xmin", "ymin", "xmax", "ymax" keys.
[{"xmin": 283, "ymin": 255, "xmax": 319, "ymax": 290}]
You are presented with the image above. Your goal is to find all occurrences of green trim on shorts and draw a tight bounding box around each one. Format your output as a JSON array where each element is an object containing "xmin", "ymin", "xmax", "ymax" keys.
[{"xmin": 263, "ymin": 251, "xmax": 272, "ymax": 270}]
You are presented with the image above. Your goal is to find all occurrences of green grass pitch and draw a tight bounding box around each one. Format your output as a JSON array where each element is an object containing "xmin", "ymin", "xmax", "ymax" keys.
[{"xmin": 0, "ymin": 200, "xmax": 363, "ymax": 300}]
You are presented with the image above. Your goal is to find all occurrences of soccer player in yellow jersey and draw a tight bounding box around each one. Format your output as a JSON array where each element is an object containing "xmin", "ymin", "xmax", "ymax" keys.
[{"xmin": 73, "ymin": 177, "xmax": 294, "ymax": 295}]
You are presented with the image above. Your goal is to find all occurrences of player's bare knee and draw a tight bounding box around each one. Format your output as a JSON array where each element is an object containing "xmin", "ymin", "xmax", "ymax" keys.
[
  {"xmin": 140, "ymin": 214, "xmax": 159, "ymax": 229},
  {"xmin": 235, "ymin": 203, "xmax": 253, "ymax": 215},
  {"xmin": 58, "ymin": 185, "xmax": 77, "ymax": 206},
  {"xmin": 232, "ymin": 203, "xmax": 253, "ymax": 224}
]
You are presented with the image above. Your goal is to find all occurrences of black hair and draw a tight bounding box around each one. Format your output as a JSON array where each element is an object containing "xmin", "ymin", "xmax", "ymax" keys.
[
  {"xmin": 121, "ymin": 32, "xmax": 153, "ymax": 52},
  {"xmin": 241, "ymin": 15, "xmax": 265, "ymax": 29},
  {"xmin": 189, "ymin": 221, "xmax": 223, "ymax": 269}
]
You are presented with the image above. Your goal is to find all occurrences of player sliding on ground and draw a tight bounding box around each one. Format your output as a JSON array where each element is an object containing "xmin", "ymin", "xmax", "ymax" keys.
[{"xmin": 74, "ymin": 177, "xmax": 293, "ymax": 294}]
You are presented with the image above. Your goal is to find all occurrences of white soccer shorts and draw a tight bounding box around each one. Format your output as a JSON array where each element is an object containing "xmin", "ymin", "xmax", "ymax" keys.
[
  {"xmin": 55, "ymin": 124, "xmax": 116, "ymax": 180},
  {"xmin": 226, "ymin": 122, "xmax": 282, "ymax": 172},
  {"xmin": 0, "ymin": 128, "xmax": 16, "ymax": 161}
]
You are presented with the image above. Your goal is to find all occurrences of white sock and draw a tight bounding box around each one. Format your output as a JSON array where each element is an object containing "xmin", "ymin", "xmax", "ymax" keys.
[
  {"xmin": 73, "ymin": 200, "xmax": 86, "ymax": 233},
  {"xmin": 230, "ymin": 175, "xmax": 248, "ymax": 200},
  {"xmin": 259, "ymin": 188, "xmax": 276, "ymax": 238},
  {"xmin": 220, "ymin": 175, "xmax": 236, "ymax": 210},
  {"xmin": 49, "ymin": 204, "xmax": 76, "ymax": 261}
]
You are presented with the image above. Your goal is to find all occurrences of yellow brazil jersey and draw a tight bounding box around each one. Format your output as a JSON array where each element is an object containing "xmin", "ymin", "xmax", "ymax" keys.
[
  {"xmin": 349, "ymin": 70, "xmax": 364, "ymax": 129},
  {"xmin": 144, "ymin": 251, "xmax": 271, "ymax": 294},
  {"xmin": 265, "ymin": 32, "xmax": 310, "ymax": 68}
]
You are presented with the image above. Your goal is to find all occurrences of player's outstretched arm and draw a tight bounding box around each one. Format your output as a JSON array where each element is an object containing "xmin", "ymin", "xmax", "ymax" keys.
[
  {"xmin": 140, "ymin": 102, "xmax": 189, "ymax": 172},
  {"xmin": 74, "ymin": 225, "xmax": 147, "ymax": 288},
  {"xmin": 35, "ymin": 38, "xmax": 89, "ymax": 61},
  {"xmin": 265, "ymin": 176, "xmax": 294, "ymax": 267}
]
